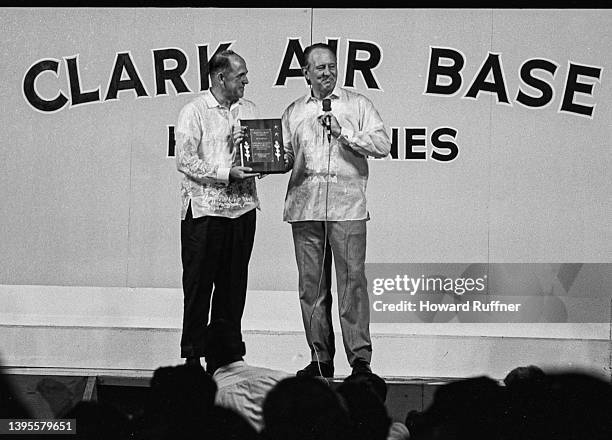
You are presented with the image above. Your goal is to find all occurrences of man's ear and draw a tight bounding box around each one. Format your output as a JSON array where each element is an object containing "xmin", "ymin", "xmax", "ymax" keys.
[{"xmin": 302, "ymin": 67, "xmax": 311, "ymax": 85}]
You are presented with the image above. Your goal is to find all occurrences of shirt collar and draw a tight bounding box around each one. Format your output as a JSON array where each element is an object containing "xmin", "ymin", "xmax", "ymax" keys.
[
  {"xmin": 213, "ymin": 360, "xmax": 246, "ymax": 376},
  {"xmin": 304, "ymin": 85, "xmax": 342, "ymax": 104},
  {"xmin": 203, "ymin": 89, "xmax": 242, "ymax": 110}
]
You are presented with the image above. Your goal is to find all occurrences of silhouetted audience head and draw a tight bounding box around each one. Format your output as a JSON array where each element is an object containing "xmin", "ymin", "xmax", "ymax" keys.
[
  {"xmin": 404, "ymin": 370, "xmax": 612, "ymax": 440},
  {"xmin": 503, "ymin": 364, "xmax": 549, "ymax": 440},
  {"xmin": 547, "ymin": 372, "xmax": 612, "ymax": 440},
  {"xmin": 149, "ymin": 364, "xmax": 216, "ymax": 419},
  {"xmin": 503, "ymin": 364, "xmax": 546, "ymax": 388},
  {"xmin": 505, "ymin": 371, "xmax": 612, "ymax": 440},
  {"xmin": 262, "ymin": 376, "xmax": 352, "ymax": 440},
  {"xmin": 342, "ymin": 371, "xmax": 388, "ymax": 402},
  {"xmin": 134, "ymin": 364, "xmax": 217, "ymax": 439},
  {"xmin": 405, "ymin": 409, "xmax": 428, "ymax": 438},
  {"xmin": 337, "ymin": 379, "xmax": 391, "ymax": 440},
  {"xmin": 203, "ymin": 319, "xmax": 246, "ymax": 374},
  {"xmin": 414, "ymin": 376, "xmax": 508, "ymax": 440},
  {"xmin": 203, "ymin": 405, "xmax": 259, "ymax": 440}
]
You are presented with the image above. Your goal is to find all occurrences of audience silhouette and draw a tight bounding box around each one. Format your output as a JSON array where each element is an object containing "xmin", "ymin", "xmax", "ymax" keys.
[
  {"xmin": 203, "ymin": 319, "xmax": 289, "ymax": 431},
  {"xmin": 337, "ymin": 376, "xmax": 392, "ymax": 440},
  {"xmin": 261, "ymin": 375, "xmax": 352, "ymax": 440},
  {"xmin": 2, "ymin": 354, "xmax": 611, "ymax": 440}
]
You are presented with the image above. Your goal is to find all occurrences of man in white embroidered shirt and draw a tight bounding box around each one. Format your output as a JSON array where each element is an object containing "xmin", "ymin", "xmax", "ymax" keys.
[
  {"xmin": 282, "ymin": 43, "xmax": 391, "ymax": 378},
  {"xmin": 205, "ymin": 320, "xmax": 290, "ymax": 432},
  {"xmin": 175, "ymin": 50, "xmax": 259, "ymax": 368}
]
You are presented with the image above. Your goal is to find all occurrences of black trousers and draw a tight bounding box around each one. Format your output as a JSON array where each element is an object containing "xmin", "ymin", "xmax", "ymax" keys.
[{"xmin": 180, "ymin": 205, "xmax": 256, "ymax": 358}]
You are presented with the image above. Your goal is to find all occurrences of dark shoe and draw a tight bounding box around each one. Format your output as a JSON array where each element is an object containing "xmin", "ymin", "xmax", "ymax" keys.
[
  {"xmin": 351, "ymin": 360, "xmax": 372, "ymax": 375},
  {"xmin": 185, "ymin": 356, "xmax": 201, "ymax": 367},
  {"xmin": 296, "ymin": 361, "xmax": 334, "ymax": 378}
]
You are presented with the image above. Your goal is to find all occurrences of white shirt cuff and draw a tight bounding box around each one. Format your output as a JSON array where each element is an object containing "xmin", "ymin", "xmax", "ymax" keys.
[
  {"xmin": 217, "ymin": 166, "xmax": 231, "ymax": 184},
  {"xmin": 340, "ymin": 126, "xmax": 354, "ymax": 142}
]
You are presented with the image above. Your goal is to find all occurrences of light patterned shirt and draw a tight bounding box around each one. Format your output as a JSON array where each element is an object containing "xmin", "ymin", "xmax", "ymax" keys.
[
  {"xmin": 175, "ymin": 90, "xmax": 259, "ymax": 220},
  {"xmin": 387, "ymin": 422, "xmax": 411, "ymax": 440},
  {"xmin": 213, "ymin": 361, "xmax": 290, "ymax": 432},
  {"xmin": 282, "ymin": 86, "xmax": 390, "ymax": 222}
]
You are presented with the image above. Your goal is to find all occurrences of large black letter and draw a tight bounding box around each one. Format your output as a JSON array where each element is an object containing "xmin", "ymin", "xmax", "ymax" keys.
[
  {"xmin": 105, "ymin": 52, "xmax": 148, "ymax": 100},
  {"xmin": 389, "ymin": 128, "xmax": 399, "ymax": 160},
  {"xmin": 431, "ymin": 127, "xmax": 459, "ymax": 162},
  {"xmin": 326, "ymin": 39, "xmax": 339, "ymax": 56},
  {"xmin": 275, "ymin": 39, "xmax": 339, "ymax": 86},
  {"xmin": 168, "ymin": 125, "xmax": 176, "ymax": 157},
  {"xmin": 345, "ymin": 40, "xmax": 381, "ymax": 89},
  {"xmin": 23, "ymin": 59, "xmax": 68, "ymax": 112},
  {"xmin": 405, "ymin": 128, "xmax": 427, "ymax": 160},
  {"xmin": 425, "ymin": 47, "xmax": 464, "ymax": 95},
  {"xmin": 275, "ymin": 39, "xmax": 307, "ymax": 86},
  {"xmin": 66, "ymin": 56, "xmax": 101, "ymax": 106},
  {"xmin": 198, "ymin": 42, "xmax": 233, "ymax": 91},
  {"xmin": 560, "ymin": 63, "xmax": 602, "ymax": 117},
  {"xmin": 154, "ymin": 48, "xmax": 190, "ymax": 95},
  {"xmin": 465, "ymin": 53, "xmax": 509, "ymax": 103},
  {"xmin": 516, "ymin": 59, "xmax": 557, "ymax": 108}
]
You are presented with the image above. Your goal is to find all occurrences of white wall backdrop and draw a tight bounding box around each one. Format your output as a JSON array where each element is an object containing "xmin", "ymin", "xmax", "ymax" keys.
[{"xmin": 1, "ymin": 8, "xmax": 610, "ymax": 376}]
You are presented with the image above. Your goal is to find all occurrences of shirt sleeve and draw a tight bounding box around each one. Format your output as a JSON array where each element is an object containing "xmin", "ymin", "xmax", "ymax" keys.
[
  {"xmin": 175, "ymin": 103, "xmax": 226, "ymax": 184},
  {"xmin": 337, "ymin": 96, "xmax": 391, "ymax": 158},
  {"xmin": 281, "ymin": 104, "xmax": 295, "ymax": 171},
  {"xmin": 387, "ymin": 422, "xmax": 411, "ymax": 440}
]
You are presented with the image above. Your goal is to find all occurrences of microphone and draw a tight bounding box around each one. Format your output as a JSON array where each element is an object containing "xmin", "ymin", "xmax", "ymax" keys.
[{"xmin": 322, "ymin": 98, "xmax": 332, "ymax": 143}]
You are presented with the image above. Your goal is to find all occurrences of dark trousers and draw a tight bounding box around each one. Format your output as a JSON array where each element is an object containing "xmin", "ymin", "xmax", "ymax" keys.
[{"xmin": 180, "ymin": 205, "xmax": 256, "ymax": 358}]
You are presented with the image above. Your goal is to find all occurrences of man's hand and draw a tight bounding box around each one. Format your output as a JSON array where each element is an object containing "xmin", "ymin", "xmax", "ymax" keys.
[
  {"xmin": 283, "ymin": 153, "xmax": 293, "ymax": 172},
  {"xmin": 229, "ymin": 166, "xmax": 259, "ymax": 182},
  {"xmin": 318, "ymin": 112, "xmax": 342, "ymax": 138},
  {"xmin": 232, "ymin": 125, "xmax": 245, "ymax": 146}
]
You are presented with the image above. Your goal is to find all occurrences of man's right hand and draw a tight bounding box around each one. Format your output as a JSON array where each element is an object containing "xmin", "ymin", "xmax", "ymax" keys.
[
  {"xmin": 232, "ymin": 125, "xmax": 245, "ymax": 146},
  {"xmin": 283, "ymin": 153, "xmax": 293, "ymax": 173},
  {"xmin": 229, "ymin": 166, "xmax": 259, "ymax": 181}
]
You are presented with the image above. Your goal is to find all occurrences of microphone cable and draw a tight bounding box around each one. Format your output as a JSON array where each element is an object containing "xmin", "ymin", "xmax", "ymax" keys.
[{"xmin": 307, "ymin": 102, "xmax": 333, "ymax": 384}]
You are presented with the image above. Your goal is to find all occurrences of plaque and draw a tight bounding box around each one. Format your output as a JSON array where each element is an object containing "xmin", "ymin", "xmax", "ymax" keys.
[{"xmin": 239, "ymin": 119, "xmax": 286, "ymax": 174}]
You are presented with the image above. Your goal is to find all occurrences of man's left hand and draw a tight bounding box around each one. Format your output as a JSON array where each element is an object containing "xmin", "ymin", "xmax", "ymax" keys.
[{"xmin": 318, "ymin": 112, "xmax": 342, "ymax": 138}]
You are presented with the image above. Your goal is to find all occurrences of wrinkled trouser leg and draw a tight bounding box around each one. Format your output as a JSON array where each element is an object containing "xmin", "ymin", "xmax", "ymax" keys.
[
  {"xmin": 327, "ymin": 220, "xmax": 371, "ymax": 366},
  {"xmin": 292, "ymin": 220, "xmax": 371, "ymax": 366},
  {"xmin": 292, "ymin": 221, "xmax": 334, "ymax": 363},
  {"xmin": 180, "ymin": 206, "xmax": 255, "ymax": 358}
]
